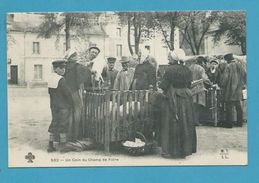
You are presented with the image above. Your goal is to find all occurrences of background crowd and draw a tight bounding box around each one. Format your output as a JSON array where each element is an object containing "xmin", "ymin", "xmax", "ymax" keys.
[{"xmin": 47, "ymin": 45, "xmax": 246, "ymax": 159}]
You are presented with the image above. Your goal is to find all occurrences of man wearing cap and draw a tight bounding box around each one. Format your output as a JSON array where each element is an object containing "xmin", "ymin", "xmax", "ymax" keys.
[
  {"xmin": 221, "ymin": 53, "xmax": 246, "ymax": 128},
  {"xmin": 207, "ymin": 59, "xmax": 220, "ymax": 85},
  {"xmin": 113, "ymin": 56, "xmax": 134, "ymax": 91},
  {"xmin": 47, "ymin": 60, "xmax": 73, "ymax": 152},
  {"xmin": 101, "ymin": 57, "xmax": 119, "ymax": 90},
  {"xmin": 82, "ymin": 46, "xmax": 101, "ymax": 69}
]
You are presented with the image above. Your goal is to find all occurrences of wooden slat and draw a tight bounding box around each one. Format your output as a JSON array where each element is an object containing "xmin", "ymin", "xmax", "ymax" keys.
[
  {"xmin": 134, "ymin": 91, "xmax": 138, "ymax": 122},
  {"xmin": 139, "ymin": 90, "xmax": 144, "ymax": 120},
  {"xmin": 101, "ymin": 93, "xmax": 106, "ymax": 144},
  {"xmin": 144, "ymin": 90, "xmax": 149, "ymax": 119},
  {"xmin": 96, "ymin": 93, "xmax": 99, "ymax": 142},
  {"xmin": 122, "ymin": 91, "xmax": 127, "ymax": 140},
  {"xmin": 147, "ymin": 90, "xmax": 152, "ymax": 117},
  {"xmin": 95, "ymin": 93, "xmax": 99, "ymax": 142},
  {"xmin": 89, "ymin": 93, "xmax": 93, "ymax": 138},
  {"xmin": 97, "ymin": 93, "xmax": 101, "ymax": 142},
  {"xmin": 93, "ymin": 93, "xmax": 97, "ymax": 141},
  {"xmin": 84, "ymin": 92, "xmax": 88, "ymax": 137},
  {"xmin": 128, "ymin": 91, "xmax": 133, "ymax": 131},
  {"xmin": 99, "ymin": 93, "xmax": 102, "ymax": 143},
  {"xmin": 111, "ymin": 91, "xmax": 117, "ymax": 141},
  {"xmin": 92, "ymin": 92, "xmax": 95, "ymax": 139},
  {"xmin": 104, "ymin": 91, "xmax": 111, "ymax": 153},
  {"xmin": 103, "ymin": 92, "xmax": 108, "ymax": 144},
  {"xmin": 116, "ymin": 91, "xmax": 121, "ymax": 140}
]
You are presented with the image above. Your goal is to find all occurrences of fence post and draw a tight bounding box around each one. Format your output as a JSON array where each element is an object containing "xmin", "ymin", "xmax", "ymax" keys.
[{"xmin": 104, "ymin": 91, "xmax": 111, "ymax": 153}]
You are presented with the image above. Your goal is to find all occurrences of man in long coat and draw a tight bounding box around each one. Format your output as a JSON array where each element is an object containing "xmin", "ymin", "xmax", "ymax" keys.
[
  {"xmin": 113, "ymin": 56, "xmax": 134, "ymax": 91},
  {"xmin": 131, "ymin": 56, "xmax": 157, "ymax": 91},
  {"xmin": 221, "ymin": 53, "xmax": 246, "ymax": 128},
  {"xmin": 101, "ymin": 57, "xmax": 118, "ymax": 90}
]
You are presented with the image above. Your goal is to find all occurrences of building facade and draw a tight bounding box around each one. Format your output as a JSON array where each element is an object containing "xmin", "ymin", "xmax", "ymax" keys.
[{"xmin": 7, "ymin": 13, "xmax": 244, "ymax": 87}]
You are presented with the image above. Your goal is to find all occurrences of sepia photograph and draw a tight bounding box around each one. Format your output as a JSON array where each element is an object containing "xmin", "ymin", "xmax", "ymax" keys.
[{"xmin": 7, "ymin": 11, "xmax": 247, "ymax": 167}]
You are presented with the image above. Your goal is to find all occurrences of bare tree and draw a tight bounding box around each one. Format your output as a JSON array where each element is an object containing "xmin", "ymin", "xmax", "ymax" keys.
[
  {"xmin": 178, "ymin": 11, "xmax": 219, "ymax": 55},
  {"xmin": 117, "ymin": 12, "xmax": 153, "ymax": 55},
  {"xmin": 38, "ymin": 13, "xmax": 101, "ymax": 51},
  {"xmin": 154, "ymin": 12, "xmax": 180, "ymax": 50}
]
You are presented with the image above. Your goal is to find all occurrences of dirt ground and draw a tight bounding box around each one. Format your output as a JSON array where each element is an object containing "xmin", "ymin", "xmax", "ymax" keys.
[{"xmin": 8, "ymin": 87, "xmax": 247, "ymax": 167}]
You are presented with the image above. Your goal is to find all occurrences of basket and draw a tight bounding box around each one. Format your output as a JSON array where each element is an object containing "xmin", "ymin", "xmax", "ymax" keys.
[
  {"xmin": 191, "ymin": 79, "xmax": 205, "ymax": 96},
  {"xmin": 122, "ymin": 132, "xmax": 154, "ymax": 156}
]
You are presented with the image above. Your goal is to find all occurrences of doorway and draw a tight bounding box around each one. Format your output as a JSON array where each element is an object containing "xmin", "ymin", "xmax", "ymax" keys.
[{"xmin": 10, "ymin": 65, "xmax": 18, "ymax": 84}]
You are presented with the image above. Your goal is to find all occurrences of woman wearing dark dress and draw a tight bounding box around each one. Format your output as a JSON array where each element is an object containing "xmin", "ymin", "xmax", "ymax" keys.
[{"xmin": 159, "ymin": 50, "xmax": 197, "ymax": 158}]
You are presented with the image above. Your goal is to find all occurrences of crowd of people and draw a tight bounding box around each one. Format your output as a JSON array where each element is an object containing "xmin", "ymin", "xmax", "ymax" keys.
[{"xmin": 46, "ymin": 45, "xmax": 246, "ymax": 159}]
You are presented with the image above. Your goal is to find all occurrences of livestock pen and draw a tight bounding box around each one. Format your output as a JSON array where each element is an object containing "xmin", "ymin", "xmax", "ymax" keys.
[{"xmin": 83, "ymin": 89, "xmax": 154, "ymax": 153}]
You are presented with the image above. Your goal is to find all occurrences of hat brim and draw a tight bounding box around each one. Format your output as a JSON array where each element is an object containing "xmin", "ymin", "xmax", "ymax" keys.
[
  {"xmin": 210, "ymin": 60, "xmax": 219, "ymax": 64},
  {"xmin": 88, "ymin": 46, "xmax": 100, "ymax": 53}
]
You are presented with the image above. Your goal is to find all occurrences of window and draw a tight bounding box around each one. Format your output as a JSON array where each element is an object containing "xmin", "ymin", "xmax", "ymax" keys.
[
  {"xmin": 89, "ymin": 43, "xmax": 97, "ymax": 47},
  {"xmin": 63, "ymin": 42, "xmax": 66, "ymax": 54},
  {"xmin": 116, "ymin": 27, "xmax": 121, "ymax": 37},
  {"xmin": 116, "ymin": 44, "xmax": 122, "ymax": 57},
  {"xmin": 145, "ymin": 45, "xmax": 150, "ymax": 51},
  {"xmin": 33, "ymin": 42, "xmax": 40, "ymax": 54},
  {"xmin": 34, "ymin": 64, "xmax": 43, "ymax": 80}
]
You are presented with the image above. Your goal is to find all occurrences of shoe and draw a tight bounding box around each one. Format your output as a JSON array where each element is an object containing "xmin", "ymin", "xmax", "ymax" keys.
[
  {"xmin": 59, "ymin": 142, "xmax": 73, "ymax": 153},
  {"xmin": 47, "ymin": 146, "xmax": 56, "ymax": 153},
  {"xmin": 221, "ymin": 123, "xmax": 233, "ymax": 128},
  {"xmin": 217, "ymin": 122, "xmax": 223, "ymax": 127},
  {"xmin": 195, "ymin": 122, "xmax": 202, "ymax": 126},
  {"xmin": 236, "ymin": 122, "xmax": 243, "ymax": 127},
  {"xmin": 162, "ymin": 153, "xmax": 171, "ymax": 159}
]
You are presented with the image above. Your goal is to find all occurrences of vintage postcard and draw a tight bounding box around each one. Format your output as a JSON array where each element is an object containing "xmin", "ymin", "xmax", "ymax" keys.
[{"xmin": 7, "ymin": 11, "xmax": 247, "ymax": 167}]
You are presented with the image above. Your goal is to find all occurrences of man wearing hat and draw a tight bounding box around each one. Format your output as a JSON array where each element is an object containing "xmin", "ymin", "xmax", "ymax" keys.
[
  {"xmin": 47, "ymin": 60, "xmax": 73, "ymax": 152},
  {"xmin": 207, "ymin": 59, "xmax": 220, "ymax": 85},
  {"xmin": 83, "ymin": 46, "xmax": 101, "ymax": 69},
  {"xmin": 113, "ymin": 56, "xmax": 134, "ymax": 91},
  {"xmin": 101, "ymin": 57, "xmax": 119, "ymax": 90},
  {"xmin": 221, "ymin": 53, "xmax": 246, "ymax": 128}
]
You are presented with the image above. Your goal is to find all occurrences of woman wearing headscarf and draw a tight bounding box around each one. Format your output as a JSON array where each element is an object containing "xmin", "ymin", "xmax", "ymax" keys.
[{"xmin": 158, "ymin": 49, "xmax": 197, "ymax": 159}]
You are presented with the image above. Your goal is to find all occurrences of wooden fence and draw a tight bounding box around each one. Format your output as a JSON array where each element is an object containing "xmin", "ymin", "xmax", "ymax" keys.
[
  {"xmin": 84, "ymin": 90, "xmax": 153, "ymax": 153},
  {"xmin": 83, "ymin": 88, "xmax": 247, "ymax": 153}
]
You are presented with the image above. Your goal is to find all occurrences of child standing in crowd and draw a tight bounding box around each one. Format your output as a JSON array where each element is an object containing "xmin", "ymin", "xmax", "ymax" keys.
[{"xmin": 47, "ymin": 60, "xmax": 72, "ymax": 152}]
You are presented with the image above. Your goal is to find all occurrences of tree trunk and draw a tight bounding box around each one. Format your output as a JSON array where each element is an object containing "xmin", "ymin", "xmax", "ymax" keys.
[
  {"xmin": 157, "ymin": 18, "xmax": 172, "ymax": 50},
  {"xmin": 169, "ymin": 12, "xmax": 176, "ymax": 50},
  {"xmin": 135, "ymin": 21, "xmax": 141, "ymax": 55},
  {"xmin": 133, "ymin": 13, "xmax": 138, "ymax": 54},
  {"xmin": 170, "ymin": 26, "xmax": 175, "ymax": 50},
  {"xmin": 241, "ymin": 41, "xmax": 246, "ymax": 55},
  {"xmin": 65, "ymin": 14, "xmax": 71, "ymax": 51},
  {"xmin": 127, "ymin": 17, "xmax": 134, "ymax": 55}
]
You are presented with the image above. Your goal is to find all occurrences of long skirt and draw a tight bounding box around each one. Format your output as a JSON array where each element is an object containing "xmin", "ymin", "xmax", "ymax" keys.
[{"xmin": 160, "ymin": 93, "xmax": 197, "ymax": 158}]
